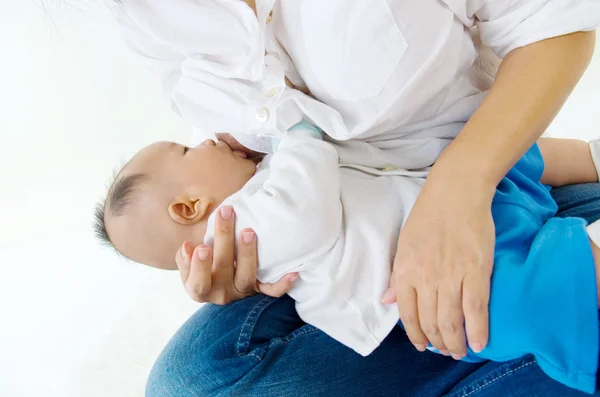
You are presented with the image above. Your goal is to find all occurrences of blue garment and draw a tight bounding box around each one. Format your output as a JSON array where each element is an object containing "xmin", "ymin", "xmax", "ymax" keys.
[
  {"xmin": 146, "ymin": 182, "xmax": 600, "ymax": 397},
  {"xmin": 271, "ymin": 120, "xmax": 323, "ymax": 152},
  {"xmin": 422, "ymin": 145, "xmax": 599, "ymax": 393}
]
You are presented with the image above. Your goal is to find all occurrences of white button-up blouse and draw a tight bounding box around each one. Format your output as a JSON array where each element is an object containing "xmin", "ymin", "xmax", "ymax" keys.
[{"xmin": 116, "ymin": 0, "xmax": 600, "ymax": 169}]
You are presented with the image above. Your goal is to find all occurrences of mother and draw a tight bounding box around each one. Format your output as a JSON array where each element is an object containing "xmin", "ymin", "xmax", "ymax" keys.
[{"xmin": 115, "ymin": 0, "xmax": 600, "ymax": 395}]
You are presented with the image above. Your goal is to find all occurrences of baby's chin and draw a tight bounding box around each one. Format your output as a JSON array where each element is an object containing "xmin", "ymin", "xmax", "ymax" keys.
[
  {"xmin": 138, "ymin": 256, "xmax": 178, "ymax": 271},
  {"xmin": 215, "ymin": 133, "xmax": 264, "ymax": 159},
  {"xmin": 121, "ymin": 245, "xmax": 178, "ymax": 271}
]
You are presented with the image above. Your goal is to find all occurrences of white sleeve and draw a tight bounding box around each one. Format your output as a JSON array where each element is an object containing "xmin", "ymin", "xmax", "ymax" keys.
[
  {"xmin": 213, "ymin": 132, "xmax": 343, "ymax": 284},
  {"xmin": 114, "ymin": 0, "xmax": 269, "ymax": 133},
  {"xmin": 442, "ymin": 0, "xmax": 600, "ymax": 58}
]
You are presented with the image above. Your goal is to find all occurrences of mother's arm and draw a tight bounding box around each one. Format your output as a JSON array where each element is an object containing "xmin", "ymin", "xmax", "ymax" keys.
[
  {"xmin": 442, "ymin": 31, "xmax": 595, "ymax": 188},
  {"xmin": 388, "ymin": 30, "xmax": 596, "ymax": 359}
]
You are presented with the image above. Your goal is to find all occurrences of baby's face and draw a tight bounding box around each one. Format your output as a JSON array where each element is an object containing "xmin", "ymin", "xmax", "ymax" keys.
[
  {"xmin": 106, "ymin": 139, "xmax": 257, "ymax": 268},
  {"xmin": 129, "ymin": 139, "xmax": 257, "ymax": 200}
]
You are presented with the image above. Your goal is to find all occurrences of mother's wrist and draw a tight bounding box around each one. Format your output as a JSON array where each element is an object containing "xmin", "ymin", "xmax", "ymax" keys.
[{"xmin": 427, "ymin": 160, "xmax": 497, "ymax": 201}]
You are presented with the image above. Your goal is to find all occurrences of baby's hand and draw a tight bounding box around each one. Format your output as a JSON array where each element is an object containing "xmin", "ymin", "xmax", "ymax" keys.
[{"xmin": 175, "ymin": 206, "xmax": 298, "ymax": 305}]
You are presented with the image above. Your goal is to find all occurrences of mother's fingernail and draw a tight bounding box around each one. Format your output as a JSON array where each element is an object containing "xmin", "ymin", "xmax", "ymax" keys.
[
  {"xmin": 242, "ymin": 231, "xmax": 255, "ymax": 243},
  {"xmin": 381, "ymin": 289, "xmax": 393, "ymax": 303},
  {"xmin": 181, "ymin": 244, "xmax": 190, "ymax": 259},
  {"xmin": 289, "ymin": 273, "xmax": 299, "ymax": 282},
  {"xmin": 220, "ymin": 206, "xmax": 233, "ymax": 220},
  {"xmin": 452, "ymin": 353, "xmax": 463, "ymax": 361},
  {"xmin": 471, "ymin": 343, "xmax": 483, "ymax": 353},
  {"xmin": 414, "ymin": 344, "xmax": 426, "ymax": 352},
  {"xmin": 196, "ymin": 247, "xmax": 210, "ymax": 261}
]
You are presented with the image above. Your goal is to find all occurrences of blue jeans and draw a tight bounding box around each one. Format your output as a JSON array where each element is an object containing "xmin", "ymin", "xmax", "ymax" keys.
[{"xmin": 146, "ymin": 183, "xmax": 600, "ymax": 397}]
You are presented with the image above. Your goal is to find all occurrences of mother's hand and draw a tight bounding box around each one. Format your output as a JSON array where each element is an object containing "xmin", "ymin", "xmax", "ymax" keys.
[
  {"xmin": 383, "ymin": 179, "xmax": 495, "ymax": 359},
  {"xmin": 176, "ymin": 206, "xmax": 298, "ymax": 305}
]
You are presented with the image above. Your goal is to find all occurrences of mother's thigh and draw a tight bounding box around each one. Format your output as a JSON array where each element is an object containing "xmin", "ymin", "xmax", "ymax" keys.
[
  {"xmin": 445, "ymin": 356, "xmax": 599, "ymax": 397},
  {"xmin": 145, "ymin": 293, "xmax": 482, "ymax": 397}
]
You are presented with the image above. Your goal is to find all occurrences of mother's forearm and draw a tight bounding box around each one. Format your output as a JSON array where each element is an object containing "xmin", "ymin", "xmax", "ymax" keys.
[{"xmin": 431, "ymin": 31, "xmax": 596, "ymax": 193}]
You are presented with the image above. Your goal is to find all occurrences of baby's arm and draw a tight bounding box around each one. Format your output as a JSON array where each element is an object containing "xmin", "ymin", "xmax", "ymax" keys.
[
  {"xmin": 538, "ymin": 138, "xmax": 598, "ymax": 187},
  {"xmin": 225, "ymin": 124, "xmax": 343, "ymax": 283}
]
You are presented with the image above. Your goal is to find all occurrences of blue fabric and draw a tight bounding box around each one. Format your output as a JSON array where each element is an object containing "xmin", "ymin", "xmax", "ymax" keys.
[
  {"xmin": 271, "ymin": 120, "xmax": 323, "ymax": 151},
  {"xmin": 146, "ymin": 183, "xmax": 600, "ymax": 397},
  {"xmin": 424, "ymin": 145, "xmax": 599, "ymax": 393},
  {"xmin": 288, "ymin": 120, "xmax": 323, "ymax": 137}
]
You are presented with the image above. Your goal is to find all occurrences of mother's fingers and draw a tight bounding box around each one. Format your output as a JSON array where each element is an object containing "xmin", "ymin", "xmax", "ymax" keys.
[
  {"xmin": 233, "ymin": 229, "xmax": 259, "ymax": 297},
  {"xmin": 176, "ymin": 241, "xmax": 194, "ymax": 285},
  {"xmin": 212, "ymin": 206, "xmax": 236, "ymax": 283},
  {"xmin": 396, "ymin": 282, "xmax": 429, "ymax": 352},
  {"xmin": 185, "ymin": 245, "xmax": 213, "ymax": 302},
  {"xmin": 463, "ymin": 271, "xmax": 491, "ymax": 353},
  {"xmin": 381, "ymin": 270, "xmax": 397, "ymax": 304},
  {"xmin": 417, "ymin": 287, "xmax": 447, "ymax": 353},
  {"xmin": 437, "ymin": 283, "xmax": 466, "ymax": 359},
  {"xmin": 258, "ymin": 273, "xmax": 299, "ymax": 298}
]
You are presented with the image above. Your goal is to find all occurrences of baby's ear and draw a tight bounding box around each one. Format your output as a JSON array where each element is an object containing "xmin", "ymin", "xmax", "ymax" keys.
[{"xmin": 168, "ymin": 196, "xmax": 212, "ymax": 225}]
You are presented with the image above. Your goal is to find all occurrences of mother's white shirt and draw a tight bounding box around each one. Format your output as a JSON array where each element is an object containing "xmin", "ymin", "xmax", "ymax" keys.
[{"xmin": 117, "ymin": 0, "xmax": 599, "ymax": 170}]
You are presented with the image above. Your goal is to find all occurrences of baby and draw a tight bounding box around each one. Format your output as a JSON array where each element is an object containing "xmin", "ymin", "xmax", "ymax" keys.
[{"xmin": 96, "ymin": 122, "xmax": 600, "ymax": 393}]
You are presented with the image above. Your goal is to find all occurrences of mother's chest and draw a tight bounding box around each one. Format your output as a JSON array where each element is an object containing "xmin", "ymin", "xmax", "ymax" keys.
[{"xmin": 273, "ymin": 0, "xmax": 470, "ymax": 104}]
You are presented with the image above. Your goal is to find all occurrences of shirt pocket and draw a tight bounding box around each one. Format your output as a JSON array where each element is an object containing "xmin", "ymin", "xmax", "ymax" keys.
[{"xmin": 300, "ymin": 0, "xmax": 407, "ymax": 101}]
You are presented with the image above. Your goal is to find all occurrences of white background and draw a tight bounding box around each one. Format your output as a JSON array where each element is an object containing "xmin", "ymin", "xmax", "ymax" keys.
[{"xmin": 0, "ymin": 2, "xmax": 599, "ymax": 397}]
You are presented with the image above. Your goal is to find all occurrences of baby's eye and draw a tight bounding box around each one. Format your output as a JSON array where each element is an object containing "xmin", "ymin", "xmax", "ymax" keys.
[{"xmin": 183, "ymin": 146, "xmax": 190, "ymax": 155}]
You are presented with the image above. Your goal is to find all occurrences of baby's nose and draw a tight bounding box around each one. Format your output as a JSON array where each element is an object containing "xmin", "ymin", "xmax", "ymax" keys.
[{"xmin": 200, "ymin": 139, "xmax": 216, "ymax": 147}]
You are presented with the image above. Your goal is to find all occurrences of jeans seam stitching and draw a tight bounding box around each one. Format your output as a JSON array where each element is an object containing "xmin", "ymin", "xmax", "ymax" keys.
[
  {"xmin": 269, "ymin": 326, "xmax": 319, "ymax": 347},
  {"xmin": 246, "ymin": 352, "xmax": 263, "ymax": 362},
  {"xmin": 236, "ymin": 296, "xmax": 276, "ymax": 357},
  {"xmin": 453, "ymin": 361, "xmax": 535, "ymax": 397}
]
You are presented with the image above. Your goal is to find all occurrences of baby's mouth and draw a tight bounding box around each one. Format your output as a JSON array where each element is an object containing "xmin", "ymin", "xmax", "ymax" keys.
[
  {"xmin": 233, "ymin": 150, "xmax": 248, "ymax": 159},
  {"xmin": 215, "ymin": 132, "xmax": 264, "ymax": 159}
]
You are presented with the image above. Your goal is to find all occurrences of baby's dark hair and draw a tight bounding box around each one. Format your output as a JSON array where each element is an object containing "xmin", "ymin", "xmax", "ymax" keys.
[{"xmin": 94, "ymin": 172, "xmax": 147, "ymax": 251}]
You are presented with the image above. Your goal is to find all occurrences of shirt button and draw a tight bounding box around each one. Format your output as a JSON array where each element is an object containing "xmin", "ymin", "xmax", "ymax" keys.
[
  {"xmin": 266, "ymin": 88, "xmax": 279, "ymax": 97},
  {"xmin": 255, "ymin": 107, "xmax": 270, "ymax": 123},
  {"xmin": 266, "ymin": 10, "xmax": 274, "ymax": 24}
]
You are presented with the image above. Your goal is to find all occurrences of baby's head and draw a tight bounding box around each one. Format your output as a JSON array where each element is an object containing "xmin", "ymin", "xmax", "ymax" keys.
[{"xmin": 94, "ymin": 139, "xmax": 257, "ymax": 270}]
